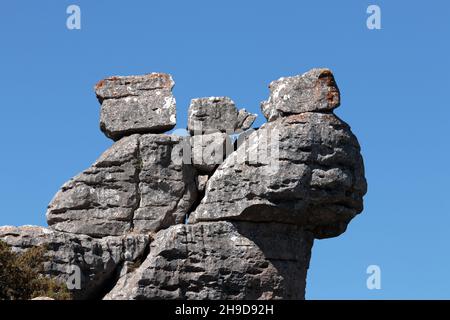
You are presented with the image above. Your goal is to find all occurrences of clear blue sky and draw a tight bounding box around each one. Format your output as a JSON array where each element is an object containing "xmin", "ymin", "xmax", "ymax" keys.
[{"xmin": 1, "ymin": 0, "xmax": 449, "ymax": 299}]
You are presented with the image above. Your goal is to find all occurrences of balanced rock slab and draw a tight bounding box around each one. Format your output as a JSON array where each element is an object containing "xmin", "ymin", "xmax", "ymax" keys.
[
  {"xmin": 190, "ymin": 112, "xmax": 367, "ymax": 239},
  {"xmin": 187, "ymin": 97, "xmax": 256, "ymax": 134},
  {"xmin": 46, "ymin": 134, "xmax": 197, "ymax": 237},
  {"xmin": 104, "ymin": 221, "xmax": 313, "ymax": 300},
  {"xmin": 95, "ymin": 73, "xmax": 176, "ymax": 140},
  {"xmin": 261, "ymin": 68, "xmax": 340, "ymax": 121},
  {"xmin": 0, "ymin": 226, "xmax": 149, "ymax": 300}
]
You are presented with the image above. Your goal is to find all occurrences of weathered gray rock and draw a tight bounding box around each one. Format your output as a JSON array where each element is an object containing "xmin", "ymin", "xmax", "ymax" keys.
[
  {"xmin": 95, "ymin": 73, "xmax": 176, "ymax": 140},
  {"xmin": 190, "ymin": 132, "xmax": 233, "ymax": 174},
  {"xmin": 0, "ymin": 226, "xmax": 149, "ymax": 300},
  {"xmin": 46, "ymin": 135, "xmax": 140, "ymax": 237},
  {"xmin": 132, "ymin": 134, "xmax": 198, "ymax": 233},
  {"xmin": 190, "ymin": 112, "xmax": 367, "ymax": 239},
  {"xmin": 46, "ymin": 134, "xmax": 197, "ymax": 237},
  {"xmin": 261, "ymin": 68, "xmax": 340, "ymax": 121},
  {"xmin": 104, "ymin": 221, "xmax": 313, "ymax": 300},
  {"xmin": 187, "ymin": 97, "xmax": 256, "ymax": 134}
]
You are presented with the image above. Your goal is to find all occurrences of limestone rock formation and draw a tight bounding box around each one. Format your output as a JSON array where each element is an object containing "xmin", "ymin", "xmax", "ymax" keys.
[
  {"xmin": 187, "ymin": 97, "xmax": 256, "ymax": 134},
  {"xmin": 46, "ymin": 134, "xmax": 197, "ymax": 237},
  {"xmin": 132, "ymin": 134, "xmax": 197, "ymax": 234},
  {"xmin": 0, "ymin": 68, "xmax": 366, "ymax": 300},
  {"xmin": 46, "ymin": 135, "xmax": 140, "ymax": 237},
  {"xmin": 96, "ymin": 73, "xmax": 176, "ymax": 140},
  {"xmin": 190, "ymin": 132, "xmax": 233, "ymax": 174},
  {"xmin": 104, "ymin": 221, "xmax": 313, "ymax": 300},
  {"xmin": 190, "ymin": 112, "xmax": 367, "ymax": 239},
  {"xmin": 0, "ymin": 226, "xmax": 149, "ymax": 300}
]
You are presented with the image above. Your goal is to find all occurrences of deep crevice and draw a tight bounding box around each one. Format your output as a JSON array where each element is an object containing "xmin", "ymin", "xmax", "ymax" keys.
[
  {"xmin": 95, "ymin": 236, "xmax": 153, "ymax": 301},
  {"xmin": 130, "ymin": 136, "xmax": 142, "ymax": 231},
  {"xmin": 184, "ymin": 170, "xmax": 206, "ymax": 224}
]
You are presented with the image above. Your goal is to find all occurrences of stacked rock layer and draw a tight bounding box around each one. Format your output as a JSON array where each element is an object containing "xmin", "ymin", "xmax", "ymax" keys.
[{"xmin": 0, "ymin": 69, "xmax": 366, "ymax": 300}]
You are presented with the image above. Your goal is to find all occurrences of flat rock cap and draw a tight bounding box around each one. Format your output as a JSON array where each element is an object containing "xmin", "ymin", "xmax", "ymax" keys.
[
  {"xmin": 94, "ymin": 73, "xmax": 177, "ymax": 140},
  {"xmin": 261, "ymin": 68, "xmax": 340, "ymax": 121},
  {"xmin": 95, "ymin": 73, "xmax": 174, "ymax": 101}
]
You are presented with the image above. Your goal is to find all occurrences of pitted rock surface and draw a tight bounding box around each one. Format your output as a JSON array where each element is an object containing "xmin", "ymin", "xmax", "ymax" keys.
[
  {"xmin": 190, "ymin": 112, "xmax": 366, "ymax": 239},
  {"xmin": 0, "ymin": 225, "xmax": 149, "ymax": 300},
  {"xmin": 96, "ymin": 73, "xmax": 176, "ymax": 140},
  {"xmin": 46, "ymin": 134, "xmax": 197, "ymax": 237},
  {"xmin": 104, "ymin": 221, "xmax": 313, "ymax": 300}
]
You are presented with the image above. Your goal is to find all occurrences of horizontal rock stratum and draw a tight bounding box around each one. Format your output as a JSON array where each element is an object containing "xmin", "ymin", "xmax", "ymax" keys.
[
  {"xmin": 0, "ymin": 68, "xmax": 367, "ymax": 300},
  {"xmin": 46, "ymin": 134, "xmax": 197, "ymax": 237},
  {"xmin": 95, "ymin": 73, "xmax": 177, "ymax": 140}
]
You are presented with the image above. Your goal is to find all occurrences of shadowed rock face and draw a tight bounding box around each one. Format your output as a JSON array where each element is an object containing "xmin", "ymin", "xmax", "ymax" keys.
[
  {"xmin": 104, "ymin": 222, "xmax": 313, "ymax": 300},
  {"xmin": 1, "ymin": 68, "xmax": 366, "ymax": 300}
]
